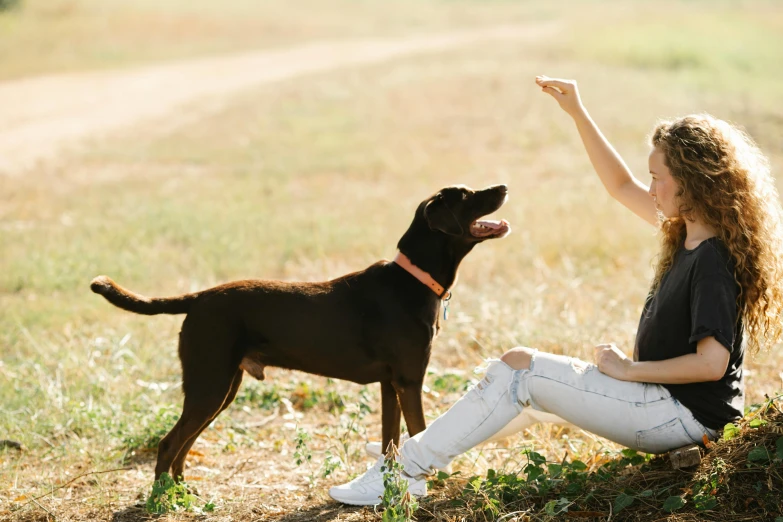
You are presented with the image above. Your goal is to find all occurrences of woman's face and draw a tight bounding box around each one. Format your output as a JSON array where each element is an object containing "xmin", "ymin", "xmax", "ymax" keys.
[{"xmin": 648, "ymin": 148, "xmax": 680, "ymax": 218}]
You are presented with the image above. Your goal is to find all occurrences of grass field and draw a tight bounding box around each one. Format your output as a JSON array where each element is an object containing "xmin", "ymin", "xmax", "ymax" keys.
[
  {"xmin": 0, "ymin": 0, "xmax": 556, "ymax": 81},
  {"xmin": 2, "ymin": 1, "xmax": 783, "ymax": 520}
]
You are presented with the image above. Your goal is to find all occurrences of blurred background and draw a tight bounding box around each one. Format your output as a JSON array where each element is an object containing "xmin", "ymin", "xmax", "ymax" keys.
[{"xmin": 1, "ymin": 0, "xmax": 782, "ymax": 520}]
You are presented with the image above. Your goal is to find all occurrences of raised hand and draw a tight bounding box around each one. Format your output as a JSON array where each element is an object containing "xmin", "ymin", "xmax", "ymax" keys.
[{"xmin": 535, "ymin": 75, "xmax": 585, "ymax": 118}]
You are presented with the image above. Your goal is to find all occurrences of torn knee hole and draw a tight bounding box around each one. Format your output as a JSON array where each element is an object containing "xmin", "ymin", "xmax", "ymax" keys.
[{"xmin": 501, "ymin": 347, "xmax": 534, "ymax": 370}]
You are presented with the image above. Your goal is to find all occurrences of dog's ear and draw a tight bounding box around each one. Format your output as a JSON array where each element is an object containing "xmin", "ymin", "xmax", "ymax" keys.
[{"xmin": 424, "ymin": 194, "xmax": 463, "ymax": 236}]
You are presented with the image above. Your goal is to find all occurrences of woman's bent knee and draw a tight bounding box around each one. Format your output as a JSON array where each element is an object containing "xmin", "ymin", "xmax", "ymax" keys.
[{"xmin": 501, "ymin": 347, "xmax": 535, "ymax": 370}]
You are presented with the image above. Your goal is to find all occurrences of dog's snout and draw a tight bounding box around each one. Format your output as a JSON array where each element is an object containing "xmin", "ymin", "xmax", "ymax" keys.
[{"xmin": 488, "ymin": 184, "xmax": 508, "ymax": 194}]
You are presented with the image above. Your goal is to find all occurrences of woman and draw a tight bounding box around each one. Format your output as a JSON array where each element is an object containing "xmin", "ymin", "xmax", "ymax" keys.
[{"xmin": 329, "ymin": 76, "xmax": 783, "ymax": 505}]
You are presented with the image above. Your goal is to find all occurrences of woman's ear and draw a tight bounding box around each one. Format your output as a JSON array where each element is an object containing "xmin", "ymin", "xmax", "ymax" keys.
[{"xmin": 424, "ymin": 194, "xmax": 463, "ymax": 235}]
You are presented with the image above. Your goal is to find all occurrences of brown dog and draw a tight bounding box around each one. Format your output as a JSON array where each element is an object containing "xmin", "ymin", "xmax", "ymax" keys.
[{"xmin": 91, "ymin": 184, "xmax": 510, "ymax": 482}]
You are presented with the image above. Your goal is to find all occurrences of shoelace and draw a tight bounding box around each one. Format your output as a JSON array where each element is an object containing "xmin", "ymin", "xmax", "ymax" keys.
[{"xmin": 353, "ymin": 458, "xmax": 385, "ymax": 485}]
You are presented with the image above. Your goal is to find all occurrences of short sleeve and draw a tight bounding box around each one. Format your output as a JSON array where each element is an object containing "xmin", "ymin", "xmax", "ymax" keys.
[{"xmin": 689, "ymin": 272, "xmax": 738, "ymax": 351}]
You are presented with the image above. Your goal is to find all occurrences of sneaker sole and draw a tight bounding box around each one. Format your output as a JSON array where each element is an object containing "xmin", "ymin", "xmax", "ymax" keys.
[{"xmin": 329, "ymin": 490, "xmax": 427, "ymax": 506}]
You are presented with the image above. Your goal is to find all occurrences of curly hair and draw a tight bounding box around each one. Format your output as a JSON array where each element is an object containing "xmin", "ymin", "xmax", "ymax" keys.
[{"xmin": 649, "ymin": 114, "xmax": 783, "ymax": 353}]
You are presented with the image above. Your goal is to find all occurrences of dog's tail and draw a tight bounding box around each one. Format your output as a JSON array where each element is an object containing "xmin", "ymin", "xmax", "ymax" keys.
[{"xmin": 90, "ymin": 275, "xmax": 197, "ymax": 315}]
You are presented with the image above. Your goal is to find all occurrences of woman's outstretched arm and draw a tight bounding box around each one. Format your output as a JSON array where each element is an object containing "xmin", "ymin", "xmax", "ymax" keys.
[{"xmin": 536, "ymin": 76, "xmax": 659, "ymax": 227}]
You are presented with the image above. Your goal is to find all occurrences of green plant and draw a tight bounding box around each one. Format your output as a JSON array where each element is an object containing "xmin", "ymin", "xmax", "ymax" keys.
[
  {"xmin": 293, "ymin": 428, "xmax": 312, "ymax": 467},
  {"xmin": 292, "ymin": 427, "xmax": 345, "ymax": 484},
  {"xmin": 662, "ymin": 495, "xmax": 686, "ymax": 513},
  {"xmin": 145, "ymin": 472, "xmax": 196, "ymax": 514},
  {"xmin": 234, "ymin": 382, "xmax": 282, "ymax": 410},
  {"xmin": 544, "ymin": 497, "xmax": 572, "ymax": 516},
  {"xmin": 325, "ymin": 388, "xmax": 347, "ymax": 414},
  {"xmin": 689, "ymin": 457, "xmax": 726, "ymax": 512},
  {"xmin": 331, "ymin": 386, "xmax": 373, "ymax": 464},
  {"xmin": 290, "ymin": 382, "xmax": 324, "ymax": 411},
  {"xmin": 380, "ymin": 444, "xmax": 419, "ymax": 522},
  {"xmin": 321, "ymin": 450, "xmax": 343, "ymax": 478},
  {"xmin": 428, "ymin": 371, "xmax": 470, "ymax": 394},
  {"xmin": 427, "ymin": 470, "xmax": 455, "ymax": 490},
  {"xmin": 460, "ymin": 448, "xmax": 662, "ymax": 518},
  {"xmin": 723, "ymin": 422, "xmax": 741, "ymax": 441}
]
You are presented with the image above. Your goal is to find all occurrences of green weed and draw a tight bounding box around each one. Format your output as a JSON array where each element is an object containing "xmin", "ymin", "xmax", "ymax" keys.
[
  {"xmin": 459, "ymin": 448, "xmax": 680, "ymax": 518},
  {"xmin": 293, "ymin": 428, "xmax": 312, "ymax": 467},
  {"xmin": 146, "ymin": 473, "xmax": 194, "ymax": 514},
  {"xmin": 234, "ymin": 381, "xmax": 282, "ymax": 410},
  {"xmin": 293, "ymin": 428, "xmax": 345, "ymax": 485},
  {"xmin": 428, "ymin": 371, "xmax": 470, "ymax": 394},
  {"xmin": 380, "ymin": 444, "xmax": 419, "ymax": 522},
  {"xmin": 321, "ymin": 450, "xmax": 343, "ymax": 479}
]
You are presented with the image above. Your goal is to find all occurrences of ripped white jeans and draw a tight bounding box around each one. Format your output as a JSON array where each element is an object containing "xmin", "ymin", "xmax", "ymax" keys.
[{"xmin": 399, "ymin": 349, "xmax": 717, "ymax": 478}]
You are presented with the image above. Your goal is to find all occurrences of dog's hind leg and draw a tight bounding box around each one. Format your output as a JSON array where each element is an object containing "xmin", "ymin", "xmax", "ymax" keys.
[
  {"xmin": 154, "ymin": 319, "xmax": 240, "ymax": 482},
  {"xmin": 169, "ymin": 368, "xmax": 244, "ymax": 481},
  {"xmin": 380, "ymin": 381, "xmax": 402, "ymax": 456},
  {"xmin": 154, "ymin": 372, "xmax": 237, "ymax": 481}
]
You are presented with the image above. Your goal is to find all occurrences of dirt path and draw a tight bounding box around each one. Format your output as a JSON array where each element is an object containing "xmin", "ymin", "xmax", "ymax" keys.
[{"xmin": 0, "ymin": 23, "xmax": 557, "ymax": 176}]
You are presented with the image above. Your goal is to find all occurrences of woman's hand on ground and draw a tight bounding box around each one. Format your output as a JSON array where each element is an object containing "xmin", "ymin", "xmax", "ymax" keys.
[
  {"xmin": 535, "ymin": 76, "xmax": 585, "ymax": 118},
  {"xmin": 594, "ymin": 343, "xmax": 633, "ymax": 380}
]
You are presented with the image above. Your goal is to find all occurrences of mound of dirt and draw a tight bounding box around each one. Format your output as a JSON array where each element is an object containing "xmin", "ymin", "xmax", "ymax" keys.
[{"xmin": 420, "ymin": 394, "xmax": 783, "ymax": 522}]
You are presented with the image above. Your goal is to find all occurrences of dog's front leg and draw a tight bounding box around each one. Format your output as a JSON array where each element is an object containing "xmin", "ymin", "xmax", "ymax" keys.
[
  {"xmin": 380, "ymin": 381, "xmax": 402, "ymax": 456},
  {"xmin": 395, "ymin": 382, "xmax": 426, "ymax": 437}
]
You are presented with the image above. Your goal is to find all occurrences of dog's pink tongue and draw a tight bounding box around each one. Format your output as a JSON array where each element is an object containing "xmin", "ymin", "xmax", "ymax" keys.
[{"xmin": 477, "ymin": 219, "xmax": 507, "ymax": 229}]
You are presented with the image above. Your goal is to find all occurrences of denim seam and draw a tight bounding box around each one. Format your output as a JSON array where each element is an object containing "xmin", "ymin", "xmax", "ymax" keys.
[
  {"xmin": 520, "ymin": 374, "xmax": 653, "ymax": 406},
  {"xmin": 641, "ymin": 385, "xmax": 671, "ymax": 404},
  {"xmin": 635, "ymin": 417, "xmax": 680, "ymax": 450},
  {"xmin": 679, "ymin": 417, "xmax": 704, "ymax": 446},
  {"xmin": 673, "ymin": 399, "xmax": 712, "ymax": 442},
  {"xmin": 635, "ymin": 417, "xmax": 696, "ymax": 451}
]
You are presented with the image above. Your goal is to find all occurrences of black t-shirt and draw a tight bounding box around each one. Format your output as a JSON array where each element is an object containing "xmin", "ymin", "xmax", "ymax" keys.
[{"xmin": 634, "ymin": 237, "xmax": 744, "ymax": 430}]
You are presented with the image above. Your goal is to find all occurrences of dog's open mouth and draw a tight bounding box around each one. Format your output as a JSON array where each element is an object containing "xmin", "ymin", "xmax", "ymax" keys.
[{"xmin": 470, "ymin": 218, "xmax": 511, "ymax": 239}]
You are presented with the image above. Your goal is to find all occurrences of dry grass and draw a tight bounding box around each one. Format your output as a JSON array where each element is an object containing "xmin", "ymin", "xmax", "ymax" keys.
[{"xmin": 2, "ymin": 1, "xmax": 783, "ymax": 521}]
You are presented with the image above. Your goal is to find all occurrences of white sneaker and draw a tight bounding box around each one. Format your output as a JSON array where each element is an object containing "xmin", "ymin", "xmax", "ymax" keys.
[
  {"xmin": 328, "ymin": 456, "xmax": 427, "ymax": 506},
  {"xmin": 364, "ymin": 434, "xmax": 411, "ymax": 460},
  {"xmin": 365, "ymin": 434, "xmax": 452, "ymax": 474}
]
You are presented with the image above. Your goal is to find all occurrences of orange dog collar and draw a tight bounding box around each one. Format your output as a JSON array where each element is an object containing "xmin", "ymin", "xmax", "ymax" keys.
[{"xmin": 393, "ymin": 251, "xmax": 452, "ymax": 300}]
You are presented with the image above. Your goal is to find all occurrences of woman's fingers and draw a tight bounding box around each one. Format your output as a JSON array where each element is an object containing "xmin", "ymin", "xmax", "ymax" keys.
[
  {"xmin": 541, "ymin": 86, "xmax": 564, "ymax": 99},
  {"xmin": 535, "ymin": 76, "xmax": 575, "ymax": 94},
  {"xmin": 593, "ymin": 343, "xmax": 618, "ymax": 362},
  {"xmin": 536, "ymin": 75, "xmax": 584, "ymax": 117}
]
